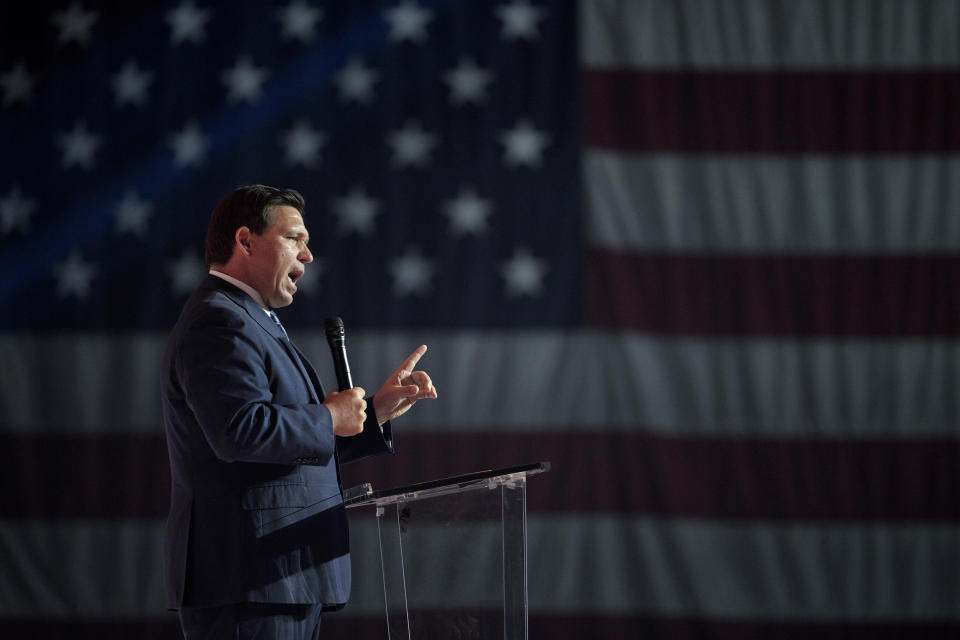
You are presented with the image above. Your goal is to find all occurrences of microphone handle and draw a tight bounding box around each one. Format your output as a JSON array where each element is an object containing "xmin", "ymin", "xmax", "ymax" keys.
[{"xmin": 330, "ymin": 339, "xmax": 353, "ymax": 391}]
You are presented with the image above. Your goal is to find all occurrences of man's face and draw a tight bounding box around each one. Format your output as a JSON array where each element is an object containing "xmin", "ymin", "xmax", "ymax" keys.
[{"xmin": 247, "ymin": 205, "xmax": 312, "ymax": 308}]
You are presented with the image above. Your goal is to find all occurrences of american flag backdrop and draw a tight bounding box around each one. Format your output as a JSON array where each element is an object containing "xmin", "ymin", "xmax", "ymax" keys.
[{"xmin": 2, "ymin": 0, "xmax": 960, "ymax": 638}]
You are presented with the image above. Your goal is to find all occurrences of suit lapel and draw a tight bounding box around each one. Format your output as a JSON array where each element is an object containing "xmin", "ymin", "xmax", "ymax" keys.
[
  {"xmin": 204, "ymin": 276, "xmax": 322, "ymax": 403},
  {"xmin": 291, "ymin": 341, "xmax": 326, "ymax": 399},
  {"xmin": 277, "ymin": 337, "xmax": 321, "ymax": 404}
]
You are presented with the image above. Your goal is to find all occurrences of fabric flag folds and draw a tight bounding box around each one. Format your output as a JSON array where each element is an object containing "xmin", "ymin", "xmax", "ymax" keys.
[{"xmin": 1, "ymin": 1, "xmax": 959, "ymax": 638}]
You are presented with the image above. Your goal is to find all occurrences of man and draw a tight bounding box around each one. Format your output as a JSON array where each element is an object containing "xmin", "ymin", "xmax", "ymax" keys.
[{"xmin": 161, "ymin": 185, "xmax": 437, "ymax": 639}]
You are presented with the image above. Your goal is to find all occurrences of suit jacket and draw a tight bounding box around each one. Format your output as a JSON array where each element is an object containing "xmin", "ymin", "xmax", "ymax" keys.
[{"xmin": 161, "ymin": 275, "xmax": 392, "ymax": 610}]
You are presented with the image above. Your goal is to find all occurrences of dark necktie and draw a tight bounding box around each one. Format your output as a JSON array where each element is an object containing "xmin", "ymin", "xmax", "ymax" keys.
[{"xmin": 268, "ymin": 309, "xmax": 289, "ymax": 341}]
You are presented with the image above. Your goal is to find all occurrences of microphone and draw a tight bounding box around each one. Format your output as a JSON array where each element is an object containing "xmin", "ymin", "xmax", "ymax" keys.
[{"xmin": 324, "ymin": 316, "xmax": 353, "ymax": 391}]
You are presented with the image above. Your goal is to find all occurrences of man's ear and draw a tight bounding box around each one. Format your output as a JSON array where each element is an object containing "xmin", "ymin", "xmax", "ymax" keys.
[{"xmin": 235, "ymin": 226, "xmax": 252, "ymax": 256}]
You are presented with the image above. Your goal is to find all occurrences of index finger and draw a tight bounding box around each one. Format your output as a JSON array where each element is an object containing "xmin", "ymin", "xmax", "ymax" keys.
[{"xmin": 394, "ymin": 345, "xmax": 428, "ymax": 376}]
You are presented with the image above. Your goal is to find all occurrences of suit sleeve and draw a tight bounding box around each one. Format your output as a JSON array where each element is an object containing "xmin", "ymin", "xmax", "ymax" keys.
[
  {"xmin": 175, "ymin": 307, "xmax": 336, "ymax": 466},
  {"xmin": 336, "ymin": 400, "xmax": 394, "ymax": 464}
]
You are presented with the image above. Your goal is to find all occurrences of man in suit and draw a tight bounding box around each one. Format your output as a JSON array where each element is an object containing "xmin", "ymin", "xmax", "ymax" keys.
[{"xmin": 161, "ymin": 184, "xmax": 437, "ymax": 639}]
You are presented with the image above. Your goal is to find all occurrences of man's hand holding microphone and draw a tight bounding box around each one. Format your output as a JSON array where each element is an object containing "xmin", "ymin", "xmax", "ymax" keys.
[{"xmin": 322, "ymin": 317, "xmax": 437, "ymax": 437}]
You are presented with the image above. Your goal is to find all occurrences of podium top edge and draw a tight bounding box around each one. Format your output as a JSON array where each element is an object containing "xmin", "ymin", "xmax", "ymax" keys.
[{"xmin": 344, "ymin": 461, "xmax": 550, "ymax": 508}]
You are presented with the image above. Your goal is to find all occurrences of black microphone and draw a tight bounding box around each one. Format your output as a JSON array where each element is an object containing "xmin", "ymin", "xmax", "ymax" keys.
[{"xmin": 324, "ymin": 316, "xmax": 353, "ymax": 391}]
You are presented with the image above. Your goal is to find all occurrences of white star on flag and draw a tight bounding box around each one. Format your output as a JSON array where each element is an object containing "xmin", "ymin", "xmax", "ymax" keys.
[
  {"xmin": 389, "ymin": 247, "xmax": 434, "ymax": 297},
  {"xmin": 496, "ymin": 0, "xmax": 546, "ymax": 41},
  {"xmin": 167, "ymin": 248, "xmax": 205, "ymax": 296},
  {"xmin": 387, "ymin": 121, "xmax": 438, "ymax": 167},
  {"xmin": 222, "ymin": 56, "xmax": 269, "ymax": 103},
  {"xmin": 500, "ymin": 119, "xmax": 550, "ymax": 167},
  {"xmin": 384, "ymin": 1, "xmax": 433, "ymax": 43},
  {"xmin": 334, "ymin": 58, "xmax": 379, "ymax": 104},
  {"xmin": 112, "ymin": 60, "xmax": 154, "ymax": 107},
  {"xmin": 275, "ymin": 0, "xmax": 322, "ymax": 43},
  {"xmin": 166, "ymin": 1, "xmax": 211, "ymax": 45},
  {"xmin": 279, "ymin": 119, "xmax": 326, "ymax": 167},
  {"xmin": 57, "ymin": 122, "xmax": 102, "ymax": 170},
  {"xmin": 53, "ymin": 251, "xmax": 98, "ymax": 299},
  {"xmin": 443, "ymin": 187, "xmax": 492, "ymax": 237},
  {"xmin": 332, "ymin": 185, "xmax": 380, "ymax": 236},
  {"xmin": 113, "ymin": 191, "xmax": 153, "ymax": 237},
  {"xmin": 500, "ymin": 246, "xmax": 548, "ymax": 297},
  {"xmin": 0, "ymin": 187, "xmax": 36, "ymax": 235},
  {"xmin": 444, "ymin": 58, "xmax": 495, "ymax": 105},
  {"xmin": 51, "ymin": 3, "xmax": 99, "ymax": 46},
  {"xmin": 1, "ymin": 61, "xmax": 34, "ymax": 107},
  {"xmin": 168, "ymin": 121, "xmax": 208, "ymax": 168}
]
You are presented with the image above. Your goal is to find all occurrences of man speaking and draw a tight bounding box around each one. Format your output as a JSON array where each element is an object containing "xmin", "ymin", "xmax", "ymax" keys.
[{"xmin": 161, "ymin": 185, "xmax": 437, "ymax": 639}]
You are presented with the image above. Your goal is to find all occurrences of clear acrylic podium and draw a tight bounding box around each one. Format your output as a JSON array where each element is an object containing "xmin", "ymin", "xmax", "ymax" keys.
[{"xmin": 344, "ymin": 461, "xmax": 550, "ymax": 640}]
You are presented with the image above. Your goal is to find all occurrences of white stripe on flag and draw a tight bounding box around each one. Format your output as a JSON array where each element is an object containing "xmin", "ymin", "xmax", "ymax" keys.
[
  {"xmin": 3, "ymin": 332, "xmax": 959, "ymax": 437},
  {"xmin": 581, "ymin": 0, "xmax": 960, "ymax": 69},
  {"xmin": 0, "ymin": 518, "xmax": 166, "ymax": 617},
  {"xmin": 584, "ymin": 151, "xmax": 960, "ymax": 252},
  {"xmin": 3, "ymin": 515, "xmax": 960, "ymax": 619}
]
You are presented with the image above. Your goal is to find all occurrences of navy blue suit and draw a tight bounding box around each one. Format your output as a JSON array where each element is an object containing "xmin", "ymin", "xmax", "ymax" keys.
[{"xmin": 161, "ymin": 275, "xmax": 392, "ymax": 611}]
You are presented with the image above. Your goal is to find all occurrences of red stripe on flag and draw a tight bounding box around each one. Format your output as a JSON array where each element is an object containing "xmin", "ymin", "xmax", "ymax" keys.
[
  {"xmin": 5, "ymin": 433, "xmax": 957, "ymax": 521},
  {"xmin": 584, "ymin": 69, "xmax": 960, "ymax": 152},
  {"xmin": 0, "ymin": 620, "xmax": 180, "ymax": 640},
  {"xmin": 0, "ymin": 434, "xmax": 171, "ymax": 518},
  {"xmin": 3, "ymin": 616, "xmax": 959, "ymax": 639},
  {"xmin": 526, "ymin": 615, "xmax": 960, "ymax": 640},
  {"xmin": 344, "ymin": 433, "xmax": 960, "ymax": 521},
  {"xmin": 586, "ymin": 249, "xmax": 960, "ymax": 336}
]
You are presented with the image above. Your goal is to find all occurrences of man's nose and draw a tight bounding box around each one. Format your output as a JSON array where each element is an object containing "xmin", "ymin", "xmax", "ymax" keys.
[{"xmin": 299, "ymin": 245, "xmax": 313, "ymax": 263}]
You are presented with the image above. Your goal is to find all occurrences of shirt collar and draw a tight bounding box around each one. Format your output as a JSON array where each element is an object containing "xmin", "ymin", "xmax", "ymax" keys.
[{"xmin": 208, "ymin": 269, "xmax": 270, "ymax": 314}]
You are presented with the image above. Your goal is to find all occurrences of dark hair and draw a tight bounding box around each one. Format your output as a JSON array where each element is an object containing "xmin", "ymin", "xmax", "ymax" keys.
[{"xmin": 204, "ymin": 185, "xmax": 305, "ymax": 267}]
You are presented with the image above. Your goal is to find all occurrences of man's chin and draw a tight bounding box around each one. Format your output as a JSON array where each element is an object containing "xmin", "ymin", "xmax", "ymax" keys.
[{"xmin": 269, "ymin": 293, "xmax": 295, "ymax": 308}]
